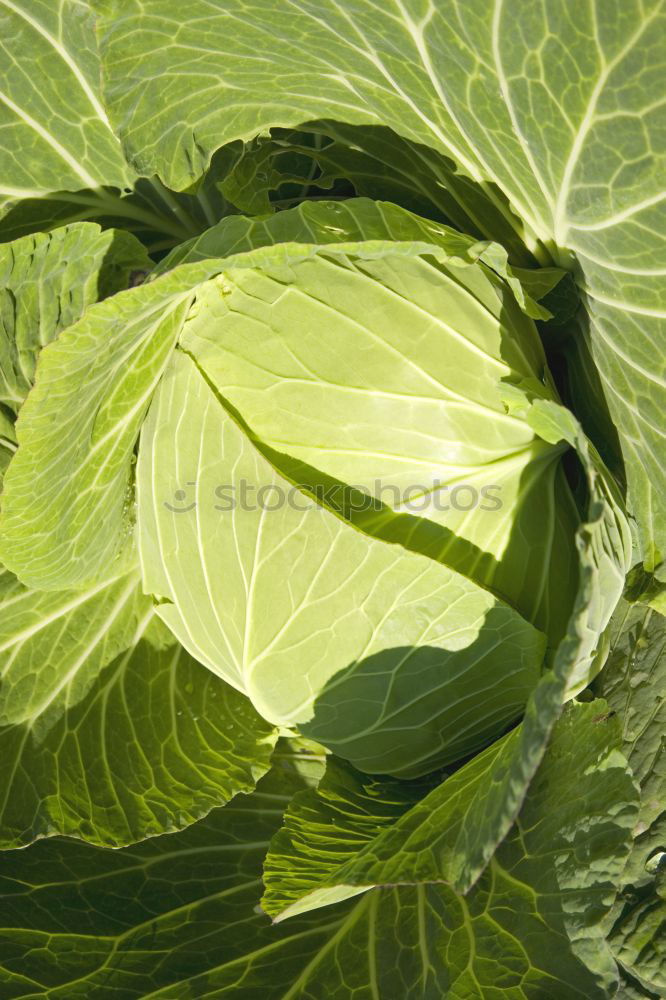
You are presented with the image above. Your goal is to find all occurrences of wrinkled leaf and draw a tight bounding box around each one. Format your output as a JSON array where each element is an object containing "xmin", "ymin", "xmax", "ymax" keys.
[
  {"xmin": 0, "ymin": 0, "xmax": 132, "ymax": 214},
  {"xmin": 0, "ymin": 706, "xmax": 639, "ymax": 999},
  {"xmin": 0, "ymin": 223, "xmax": 149, "ymax": 412},
  {"xmin": 0, "ymin": 559, "xmax": 276, "ymax": 848},
  {"xmin": 263, "ymin": 702, "xmax": 638, "ymax": 995},
  {"xmin": 596, "ymin": 599, "xmax": 666, "ymax": 995},
  {"xmin": 0, "ymin": 258, "xmax": 227, "ymax": 589},
  {"xmin": 264, "ymin": 703, "xmax": 638, "ymax": 994}
]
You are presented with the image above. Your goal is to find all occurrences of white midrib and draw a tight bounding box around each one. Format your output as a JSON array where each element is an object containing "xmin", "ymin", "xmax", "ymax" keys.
[
  {"xmin": 241, "ymin": 499, "xmax": 268, "ymax": 690},
  {"xmin": 0, "ymin": 573, "xmax": 129, "ymax": 659},
  {"xmin": 569, "ymin": 243, "xmax": 666, "ymax": 276},
  {"xmin": 279, "ymin": 892, "xmax": 372, "ymax": 1000},
  {"xmin": 553, "ymin": 3, "xmax": 664, "ymax": 245},
  {"xmin": 0, "ymin": 89, "xmax": 99, "ymax": 188},
  {"xmin": 417, "ymin": 884, "xmax": 434, "ymax": 992},
  {"xmin": 300, "ymin": 1, "xmax": 485, "ymax": 188},
  {"xmin": 392, "ymin": 0, "xmax": 548, "ymax": 241},
  {"xmin": 0, "ymin": 0, "xmax": 113, "ymax": 129},
  {"xmin": 24, "ymin": 577, "xmax": 139, "ymax": 725},
  {"xmin": 584, "ymin": 311, "xmax": 666, "ymax": 388},
  {"xmin": 581, "ymin": 287, "xmax": 666, "ymax": 323},
  {"xmin": 491, "ymin": 0, "xmax": 553, "ymax": 227},
  {"xmin": 569, "ymin": 190, "xmax": 666, "ymax": 233},
  {"xmin": 144, "ymin": 358, "xmax": 230, "ymax": 680},
  {"xmin": 81, "ymin": 291, "xmax": 195, "ymax": 469}
]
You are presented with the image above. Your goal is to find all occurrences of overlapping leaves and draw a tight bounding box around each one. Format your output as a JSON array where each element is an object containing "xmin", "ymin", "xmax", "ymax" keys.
[
  {"xmin": 0, "ymin": 4, "xmax": 660, "ymax": 993},
  {"xmin": 0, "ymin": 225, "xmax": 278, "ymax": 848},
  {"xmin": 0, "ymin": 703, "xmax": 638, "ymax": 998},
  {"xmin": 94, "ymin": 0, "xmax": 666, "ymax": 572}
]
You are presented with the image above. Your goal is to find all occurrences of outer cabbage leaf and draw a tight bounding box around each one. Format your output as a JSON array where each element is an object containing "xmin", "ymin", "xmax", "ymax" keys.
[
  {"xmin": 503, "ymin": 394, "xmax": 632, "ymax": 695},
  {"xmin": 0, "ymin": 223, "xmax": 149, "ymax": 413},
  {"xmin": 262, "ymin": 702, "xmax": 638, "ymax": 995},
  {"xmin": 0, "ymin": 5, "xmax": 251, "ymax": 251},
  {"xmin": 596, "ymin": 599, "xmax": 666, "ymax": 996},
  {"xmin": 262, "ymin": 757, "xmax": 439, "ymax": 918},
  {"xmin": 0, "ymin": 257, "xmax": 231, "ymax": 589},
  {"xmin": 0, "ymin": 223, "xmax": 276, "ymax": 849},
  {"xmin": 138, "ymin": 347, "xmax": 544, "ymax": 778},
  {"xmin": 0, "ymin": 557, "xmax": 277, "ymax": 848},
  {"xmin": 263, "ymin": 732, "xmax": 530, "ymax": 918},
  {"xmin": 0, "ymin": 148, "xmax": 251, "ymax": 256},
  {"xmin": 0, "ymin": 0, "xmax": 132, "ymax": 213},
  {"xmin": 0, "ymin": 766, "xmax": 363, "ymax": 1000},
  {"xmin": 95, "ymin": 0, "xmax": 666, "ymax": 572},
  {"xmin": 0, "ymin": 706, "xmax": 639, "ymax": 999},
  {"xmin": 611, "ymin": 874, "xmax": 666, "ymax": 1000},
  {"xmin": 0, "ymin": 764, "xmax": 471, "ymax": 1000},
  {"xmin": 597, "ymin": 600, "xmax": 665, "ymax": 878}
]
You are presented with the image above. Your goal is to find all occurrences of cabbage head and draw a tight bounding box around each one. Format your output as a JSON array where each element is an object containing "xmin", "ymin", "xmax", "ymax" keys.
[{"xmin": 0, "ymin": 202, "xmax": 630, "ymax": 778}]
